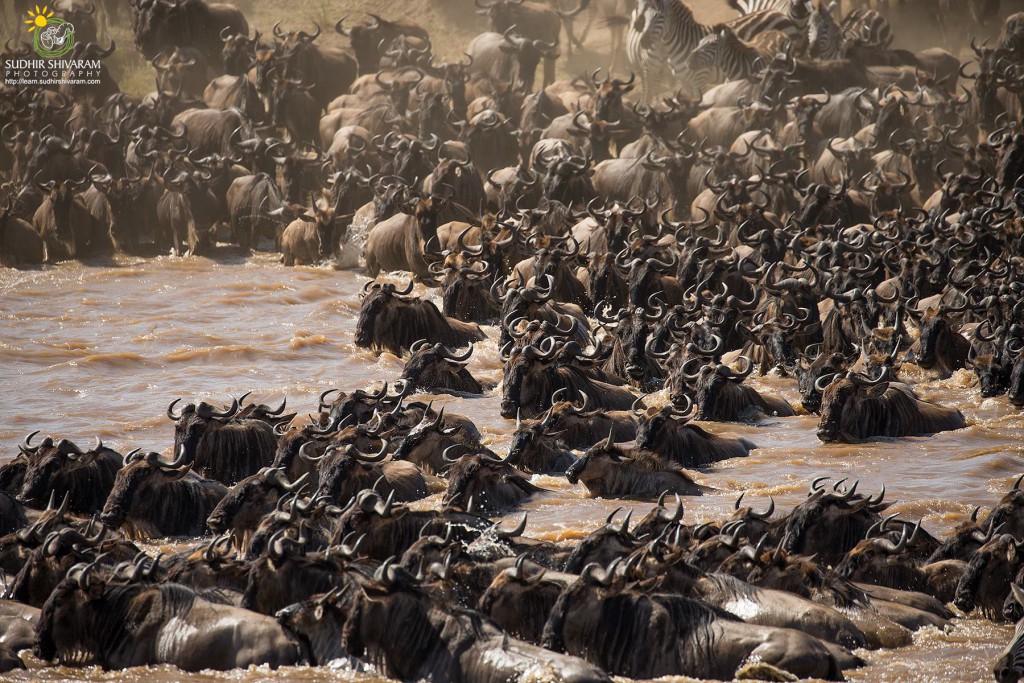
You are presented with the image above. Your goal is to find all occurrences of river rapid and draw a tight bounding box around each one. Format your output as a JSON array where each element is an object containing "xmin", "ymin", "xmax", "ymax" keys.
[{"xmin": 1, "ymin": 252, "xmax": 1021, "ymax": 682}]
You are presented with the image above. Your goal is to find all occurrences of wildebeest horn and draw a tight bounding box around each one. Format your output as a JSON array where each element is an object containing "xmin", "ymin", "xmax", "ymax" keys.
[
  {"xmin": 196, "ymin": 397, "xmax": 239, "ymax": 419},
  {"xmin": 167, "ymin": 398, "xmax": 186, "ymax": 421},
  {"xmin": 493, "ymin": 513, "xmax": 527, "ymax": 539},
  {"xmin": 20, "ymin": 430, "xmax": 42, "ymax": 455}
]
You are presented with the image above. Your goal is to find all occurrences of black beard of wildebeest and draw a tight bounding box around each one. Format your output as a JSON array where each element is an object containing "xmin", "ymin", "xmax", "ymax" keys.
[
  {"xmin": 354, "ymin": 280, "xmax": 486, "ymax": 355},
  {"xmin": 399, "ymin": 340, "xmax": 484, "ymax": 395},
  {"xmin": 99, "ymin": 449, "xmax": 227, "ymax": 539},
  {"xmin": 15, "ymin": 433, "xmax": 121, "ymax": 514},
  {"xmin": 35, "ymin": 563, "xmax": 301, "ymax": 670},
  {"xmin": 167, "ymin": 397, "xmax": 277, "ymax": 485}
]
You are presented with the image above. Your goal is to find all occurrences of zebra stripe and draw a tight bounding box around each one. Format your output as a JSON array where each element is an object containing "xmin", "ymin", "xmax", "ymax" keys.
[
  {"xmin": 808, "ymin": 2, "xmax": 844, "ymax": 60},
  {"xmin": 627, "ymin": 0, "xmax": 711, "ymax": 98},
  {"xmin": 840, "ymin": 8, "xmax": 893, "ymax": 50},
  {"xmin": 685, "ymin": 25, "xmax": 766, "ymax": 90},
  {"xmin": 729, "ymin": 0, "xmax": 793, "ymax": 15}
]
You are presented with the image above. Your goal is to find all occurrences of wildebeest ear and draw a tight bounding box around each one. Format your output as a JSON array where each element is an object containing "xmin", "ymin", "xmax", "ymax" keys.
[
  {"xmin": 864, "ymin": 382, "xmax": 888, "ymax": 398},
  {"xmin": 298, "ymin": 213, "xmax": 317, "ymax": 223}
]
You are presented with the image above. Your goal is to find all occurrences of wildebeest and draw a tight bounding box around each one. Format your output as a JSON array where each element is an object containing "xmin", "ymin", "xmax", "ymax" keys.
[
  {"xmin": 99, "ymin": 448, "xmax": 228, "ymax": 539},
  {"xmin": 566, "ymin": 430, "xmax": 707, "ymax": 498},
  {"xmin": 399, "ymin": 340, "xmax": 484, "ymax": 395},
  {"xmin": 541, "ymin": 562, "xmax": 852, "ymax": 680},
  {"xmin": 167, "ymin": 396, "xmax": 277, "ymax": 484},
  {"xmin": 679, "ymin": 358, "xmax": 796, "ymax": 421},
  {"xmin": 816, "ymin": 368, "xmax": 966, "ymax": 443},
  {"xmin": 634, "ymin": 397, "xmax": 757, "ymax": 466},
  {"xmin": 133, "ymin": 0, "xmax": 249, "ymax": 62},
  {"xmin": 16, "ymin": 433, "xmax": 121, "ymax": 513},
  {"xmin": 341, "ymin": 559, "xmax": 611, "ymax": 682},
  {"xmin": 355, "ymin": 280, "xmax": 486, "ymax": 355},
  {"xmin": 35, "ymin": 560, "xmax": 300, "ymax": 670},
  {"xmin": 501, "ymin": 339, "xmax": 640, "ymax": 419},
  {"xmin": 205, "ymin": 466, "xmax": 309, "ymax": 544},
  {"xmin": 443, "ymin": 450, "xmax": 542, "ymax": 514},
  {"xmin": 301, "ymin": 442, "xmax": 430, "ymax": 507}
]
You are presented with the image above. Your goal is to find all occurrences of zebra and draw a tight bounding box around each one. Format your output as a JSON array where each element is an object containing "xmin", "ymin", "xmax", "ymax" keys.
[
  {"xmin": 994, "ymin": 584, "xmax": 1024, "ymax": 683},
  {"xmin": 727, "ymin": 0, "xmax": 814, "ymax": 43},
  {"xmin": 808, "ymin": 1, "xmax": 845, "ymax": 60},
  {"xmin": 627, "ymin": 0, "xmax": 712, "ymax": 100},
  {"xmin": 727, "ymin": 0, "xmax": 795, "ymax": 13},
  {"xmin": 840, "ymin": 8, "xmax": 893, "ymax": 50},
  {"xmin": 684, "ymin": 24, "xmax": 782, "ymax": 91}
]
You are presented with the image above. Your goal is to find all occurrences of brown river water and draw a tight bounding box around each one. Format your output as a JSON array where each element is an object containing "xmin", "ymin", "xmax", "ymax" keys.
[{"xmin": 1, "ymin": 252, "xmax": 1021, "ymax": 682}]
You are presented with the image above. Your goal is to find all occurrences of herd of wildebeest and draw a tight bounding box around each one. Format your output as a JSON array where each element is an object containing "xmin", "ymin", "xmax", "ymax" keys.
[{"xmin": 6, "ymin": 0, "xmax": 1024, "ymax": 680}]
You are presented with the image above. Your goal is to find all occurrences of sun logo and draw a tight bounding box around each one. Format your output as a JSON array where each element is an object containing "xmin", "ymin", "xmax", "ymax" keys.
[
  {"xmin": 24, "ymin": 5, "xmax": 54, "ymax": 32},
  {"xmin": 25, "ymin": 5, "xmax": 76, "ymax": 58}
]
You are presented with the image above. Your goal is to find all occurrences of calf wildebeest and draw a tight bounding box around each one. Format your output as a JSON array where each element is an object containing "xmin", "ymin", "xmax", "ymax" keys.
[
  {"xmin": 816, "ymin": 368, "xmax": 966, "ymax": 443},
  {"xmin": 99, "ymin": 449, "xmax": 228, "ymax": 539},
  {"xmin": 355, "ymin": 280, "xmax": 486, "ymax": 355},
  {"xmin": 35, "ymin": 561, "xmax": 300, "ymax": 670},
  {"xmin": 167, "ymin": 396, "xmax": 277, "ymax": 485}
]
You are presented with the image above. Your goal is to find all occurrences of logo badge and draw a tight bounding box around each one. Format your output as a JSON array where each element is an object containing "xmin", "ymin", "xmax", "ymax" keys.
[{"xmin": 25, "ymin": 6, "xmax": 76, "ymax": 59}]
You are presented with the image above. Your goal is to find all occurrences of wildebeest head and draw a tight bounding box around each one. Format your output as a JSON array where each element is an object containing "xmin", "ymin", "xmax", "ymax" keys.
[
  {"xmin": 274, "ymin": 587, "xmax": 353, "ymax": 665},
  {"xmin": 206, "ymin": 466, "xmax": 308, "ymax": 536},
  {"xmin": 795, "ymin": 349, "xmax": 848, "ymax": 414},
  {"xmin": 497, "ymin": 27, "xmax": 557, "ymax": 92},
  {"xmin": 400, "ymin": 340, "xmax": 482, "ymax": 394},
  {"xmin": 505, "ymin": 415, "xmax": 577, "ymax": 475},
  {"xmin": 834, "ymin": 523, "xmax": 929, "ymax": 592},
  {"xmin": 562, "ymin": 508, "xmax": 640, "ymax": 574},
  {"xmin": 353, "ymin": 279, "xmax": 420, "ymax": 351},
  {"xmin": 983, "ymin": 476, "xmax": 1024, "ymax": 541},
  {"xmin": 499, "ymin": 338, "xmax": 561, "ymax": 419},
  {"xmin": 17, "ymin": 433, "xmax": 118, "ymax": 511},
  {"xmin": 955, "ymin": 533, "xmax": 1024, "ymax": 619},
  {"xmin": 781, "ymin": 478, "xmax": 888, "ymax": 566},
  {"xmin": 391, "ymin": 404, "xmax": 462, "ymax": 474},
  {"xmin": 815, "ymin": 368, "xmax": 890, "ymax": 443},
  {"xmin": 99, "ymin": 448, "xmax": 193, "ymax": 529},
  {"xmin": 687, "ymin": 357, "xmax": 754, "ymax": 421},
  {"xmin": 442, "ymin": 450, "xmax": 538, "ymax": 515},
  {"xmin": 166, "ymin": 396, "xmax": 240, "ymax": 464}
]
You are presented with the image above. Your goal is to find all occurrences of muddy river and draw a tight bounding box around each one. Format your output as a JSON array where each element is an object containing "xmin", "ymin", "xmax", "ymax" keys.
[{"xmin": 1, "ymin": 253, "xmax": 1020, "ymax": 681}]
